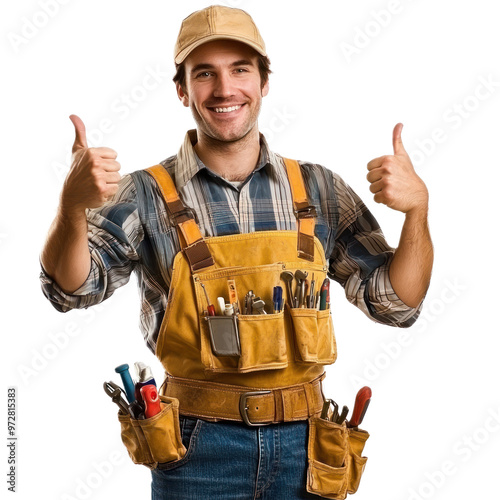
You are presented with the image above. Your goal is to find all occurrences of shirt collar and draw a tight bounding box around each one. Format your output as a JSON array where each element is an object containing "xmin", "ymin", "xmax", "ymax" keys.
[{"xmin": 175, "ymin": 129, "xmax": 275, "ymax": 189}]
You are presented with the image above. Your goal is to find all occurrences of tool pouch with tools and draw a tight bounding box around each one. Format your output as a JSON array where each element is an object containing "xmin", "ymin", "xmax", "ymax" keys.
[
  {"xmin": 192, "ymin": 259, "xmax": 334, "ymax": 374},
  {"xmin": 118, "ymin": 395, "xmax": 186, "ymax": 470},
  {"xmin": 306, "ymin": 416, "xmax": 369, "ymax": 499}
]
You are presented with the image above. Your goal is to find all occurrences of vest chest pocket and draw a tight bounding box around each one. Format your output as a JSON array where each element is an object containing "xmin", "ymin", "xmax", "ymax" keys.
[
  {"xmin": 289, "ymin": 308, "xmax": 337, "ymax": 364},
  {"xmin": 193, "ymin": 264, "xmax": 288, "ymax": 373},
  {"xmin": 235, "ymin": 311, "xmax": 287, "ymax": 372},
  {"xmin": 283, "ymin": 264, "xmax": 337, "ymax": 365}
]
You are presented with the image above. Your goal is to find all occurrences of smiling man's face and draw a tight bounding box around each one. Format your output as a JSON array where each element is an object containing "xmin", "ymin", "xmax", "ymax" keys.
[{"xmin": 177, "ymin": 39, "xmax": 269, "ymax": 144}]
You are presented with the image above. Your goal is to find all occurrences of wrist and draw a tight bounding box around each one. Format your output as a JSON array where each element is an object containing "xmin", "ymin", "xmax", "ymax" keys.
[
  {"xmin": 405, "ymin": 191, "xmax": 429, "ymax": 219},
  {"xmin": 57, "ymin": 202, "xmax": 87, "ymax": 225},
  {"xmin": 59, "ymin": 191, "xmax": 87, "ymax": 218},
  {"xmin": 405, "ymin": 203, "xmax": 428, "ymax": 219}
]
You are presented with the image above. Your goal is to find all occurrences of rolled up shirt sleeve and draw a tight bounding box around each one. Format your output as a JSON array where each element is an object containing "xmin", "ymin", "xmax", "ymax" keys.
[
  {"xmin": 39, "ymin": 174, "xmax": 143, "ymax": 312},
  {"xmin": 327, "ymin": 172, "xmax": 423, "ymax": 328}
]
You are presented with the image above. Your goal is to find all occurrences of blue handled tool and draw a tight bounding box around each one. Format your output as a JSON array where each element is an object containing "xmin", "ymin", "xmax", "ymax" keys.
[
  {"xmin": 115, "ymin": 364, "xmax": 136, "ymax": 403},
  {"xmin": 273, "ymin": 286, "xmax": 283, "ymax": 314}
]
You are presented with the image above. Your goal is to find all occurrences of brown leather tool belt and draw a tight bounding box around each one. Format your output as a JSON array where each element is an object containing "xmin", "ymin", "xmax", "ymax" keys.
[{"xmin": 160, "ymin": 372, "xmax": 327, "ymax": 426}]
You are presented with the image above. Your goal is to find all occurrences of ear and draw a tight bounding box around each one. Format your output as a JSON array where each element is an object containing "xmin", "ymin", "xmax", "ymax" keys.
[
  {"xmin": 261, "ymin": 78, "xmax": 270, "ymax": 97},
  {"xmin": 176, "ymin": 82, "xmax": 190, "ymax": 107}
]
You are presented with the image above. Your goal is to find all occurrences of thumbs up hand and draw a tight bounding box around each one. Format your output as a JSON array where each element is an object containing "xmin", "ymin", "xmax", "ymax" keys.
[
  {"xmin": 366, "ymin": 123, "xmax": 428, "ymax": 214},
  {"xmin": 60, "ymin": 114, "xmax": 122, "ymax": 214}
]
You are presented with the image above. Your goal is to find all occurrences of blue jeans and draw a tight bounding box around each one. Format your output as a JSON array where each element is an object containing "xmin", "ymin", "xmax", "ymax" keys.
[{"xmin": 151, "ymin": 415, "xmax": 324, "ymax": 499}]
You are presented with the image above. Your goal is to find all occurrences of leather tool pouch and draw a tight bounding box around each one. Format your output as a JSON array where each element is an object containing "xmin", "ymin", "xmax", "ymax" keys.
[
  {"xmin": 194, "ymin": 261, "xmax": 336, "ymax": 374},
  {"xmin": 306, "ymin": 416, "xmax": 369, "ymax": 499},
  {"xmin": 194, "ymin": 263, "xmax": 288, "ymax": 373},
  {"xmin": 118, "ymin": 395, "xmax": 186, "ymax": 469}
]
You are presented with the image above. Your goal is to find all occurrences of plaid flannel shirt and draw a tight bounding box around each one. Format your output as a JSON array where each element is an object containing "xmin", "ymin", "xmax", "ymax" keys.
[{"xmin": 40, "ymin": 129, "xmax": 423, "ymax": 354}]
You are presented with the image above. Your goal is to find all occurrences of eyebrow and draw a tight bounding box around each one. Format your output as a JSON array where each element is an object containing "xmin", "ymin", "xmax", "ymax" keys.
[{"xmin": 190, "ymin": 59, "xmax": 255, "ymax": 75}]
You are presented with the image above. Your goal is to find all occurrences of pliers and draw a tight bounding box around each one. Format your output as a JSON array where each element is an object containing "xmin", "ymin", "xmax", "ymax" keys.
[
  {"xmin": 103, "ymin": 381, "xmax": 130, "ymax": 415},
  {"xmin": 321, "ymin": 399, "xmax": 349, "ymax": 425}
]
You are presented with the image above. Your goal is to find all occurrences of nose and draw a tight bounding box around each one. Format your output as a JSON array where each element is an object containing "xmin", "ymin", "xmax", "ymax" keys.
[{"xmin": 213, "ymin": 72, "xmax": 235, "ymax": 99}]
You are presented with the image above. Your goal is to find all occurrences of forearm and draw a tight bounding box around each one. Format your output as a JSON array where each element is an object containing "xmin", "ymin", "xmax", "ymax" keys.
[
  {"xmin": 40, "ymin": 207, "xmax": 91, "ymax": 294},
  {"xmin": 389, "ymin": 207, "xmax": 433, "ymax": 308}
]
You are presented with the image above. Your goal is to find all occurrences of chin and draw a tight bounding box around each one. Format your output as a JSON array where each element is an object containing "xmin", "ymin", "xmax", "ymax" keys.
[{"xmin": 204, "ymin": 127, "xmax": 252, "ymax": 143}]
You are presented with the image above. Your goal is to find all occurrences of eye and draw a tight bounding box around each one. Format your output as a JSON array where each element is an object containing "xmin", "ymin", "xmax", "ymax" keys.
[
  {"xmin": 196, "ymin": 71, "xmax": 212, "ymax": 79},
  {"xmin": 235, "ymin": 68, "xmax": 249, "ymax": 73}
]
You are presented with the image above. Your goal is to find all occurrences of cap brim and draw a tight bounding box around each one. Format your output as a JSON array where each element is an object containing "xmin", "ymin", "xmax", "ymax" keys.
[{"xmin": 175, "ymin": 34, "xmax": 267, "ymax": 64}]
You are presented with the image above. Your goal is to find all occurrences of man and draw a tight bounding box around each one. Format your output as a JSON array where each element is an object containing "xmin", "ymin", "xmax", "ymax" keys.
[{"xmin": 40, "ymin": 5, "xmax": 432, "ymax": 499}]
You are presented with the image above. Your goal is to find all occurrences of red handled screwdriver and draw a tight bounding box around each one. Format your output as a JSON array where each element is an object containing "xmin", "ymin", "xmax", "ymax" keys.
[
  {"xmin": 200, "ymin": 282, "xmax": 216, "ymax": 316},
  {"xmin": 140, "ymin": 385, "xmax": 162, "ymax": 418},
  {"xmin": 347, "ymin": 386, "xmax": 372, "ymax": 428}
]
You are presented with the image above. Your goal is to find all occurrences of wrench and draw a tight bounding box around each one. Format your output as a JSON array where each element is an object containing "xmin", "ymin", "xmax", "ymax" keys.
[
  {"xmin": 280, "ymin": 271, "xmax": 294, "ymax": 307},
  {"xmin": 252, "ymin": 299, "xmax": 267, "ymax": 314},
  {"xmin": 294, "ymin": 270, "xmax": 308, "ymax": 308}
]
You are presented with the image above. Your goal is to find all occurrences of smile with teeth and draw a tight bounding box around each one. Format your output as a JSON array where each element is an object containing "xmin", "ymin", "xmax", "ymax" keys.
[{"xmin": 212, "ymin": 105, "xmax": 242, "ymax": 113}]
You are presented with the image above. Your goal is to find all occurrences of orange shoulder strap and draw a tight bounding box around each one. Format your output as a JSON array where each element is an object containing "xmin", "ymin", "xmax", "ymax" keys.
[
  {"xmin": 145, "ymin": 164, "xmax": 214, "ymax": 272},
  {"xmin": 282, "ymin": 158, "xmax": 316, "ymax": 262}
]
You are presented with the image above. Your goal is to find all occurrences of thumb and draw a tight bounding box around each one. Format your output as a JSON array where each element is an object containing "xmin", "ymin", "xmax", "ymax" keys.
[
  {"xmin": 69, "ymin": 114, "xmax": 88, "ymax": 153},
  {"xmin": 392, "ymin": 122, "xmax": 406, "ymax": 155}
]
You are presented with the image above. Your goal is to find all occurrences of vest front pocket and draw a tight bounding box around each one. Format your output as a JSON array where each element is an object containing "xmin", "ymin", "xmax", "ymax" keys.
[
  {"xmin": 289, "ymin": 308, "xmax": 337, "ymax": 364},
  {"xmin": 200, "ymin": 311, "xmax": 288, "ymax": 373},
  {"xmin": 194, "ymin": 264, "xmax": 288, "ymax": 373},
  {"xmin": 236, "ymin": 311, "xmax": 287, "ymax": 372}
]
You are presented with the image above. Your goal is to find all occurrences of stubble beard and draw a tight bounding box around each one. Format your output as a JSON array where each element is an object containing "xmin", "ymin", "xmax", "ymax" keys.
[{"xmin": 191, "ymin": 97, "xmax": 263, "ymax": 147}]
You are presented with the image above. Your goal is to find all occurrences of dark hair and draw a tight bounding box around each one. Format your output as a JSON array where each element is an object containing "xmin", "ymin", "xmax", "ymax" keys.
[{"xmin": 173, "ymin": 53, "xmax": 272, "ymax": 92}]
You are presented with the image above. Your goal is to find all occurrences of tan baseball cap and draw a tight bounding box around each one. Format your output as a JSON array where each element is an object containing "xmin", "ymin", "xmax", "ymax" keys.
[{"xmin": 174, "ymin": 5, "xmax": 267, "ymax": 65}]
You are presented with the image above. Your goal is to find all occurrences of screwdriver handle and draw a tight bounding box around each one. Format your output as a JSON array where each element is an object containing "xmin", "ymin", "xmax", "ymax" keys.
[
  {"xmin": 319, "ymin": 279, "xmax": 328, "ymax": 310},
  {"xmin": 115, "ymin": 364, "xmax": 136, "ymax": 404},
  {"xmin": 347, "ymin": 386, "xmax": 372, "ymax": 428},
  {"xmin": 201, "ymin": 282, "xmax": 216, "ymax": 316},
  {"xmin": 140, "ymin": 385, "xmax": 162, "ymax": 419}
]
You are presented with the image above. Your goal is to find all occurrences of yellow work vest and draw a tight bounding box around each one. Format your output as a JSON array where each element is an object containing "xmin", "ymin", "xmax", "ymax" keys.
[{"xmin": 145, "ymin": 157, "xmax": 337, "ymax": 390}]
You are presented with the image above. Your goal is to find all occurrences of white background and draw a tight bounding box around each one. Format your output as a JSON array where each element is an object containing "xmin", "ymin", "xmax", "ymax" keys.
[{"xmin": 2, "ymin": 0, "xmax": 499, "ymax": 499}]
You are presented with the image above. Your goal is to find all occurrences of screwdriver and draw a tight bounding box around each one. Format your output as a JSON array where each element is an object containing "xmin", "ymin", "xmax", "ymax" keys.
[
  {"xmin": 227, "ymin": 279, "xmax": 240, "ymax": 315},
  {"xmin": 140, "ymin": 385, "xmax": 162, "ymax": 418},
  {"xmin": 309, "ymin": 273, "xmax": 315, "ymax": 309},
  {"xmin": 347, "ymin": 386, "xmax": 372, "ymax": 428},
  {"xmin": 115, "ymin": 364, "xmax": 136, "ymax": 404},
  {"xmin": 319, "ymin": 279, "xmax": 329, "ymax": 310},
  {"xmin": 200, "ymin": 282, "xmax": 216, "ymax": 316}
]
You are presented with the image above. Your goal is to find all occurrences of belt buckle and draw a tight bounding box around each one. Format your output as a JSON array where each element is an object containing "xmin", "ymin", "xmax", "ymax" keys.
[{"xmin": 239, "ymin": 391, "xmax": 272, "ymax": 427}]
